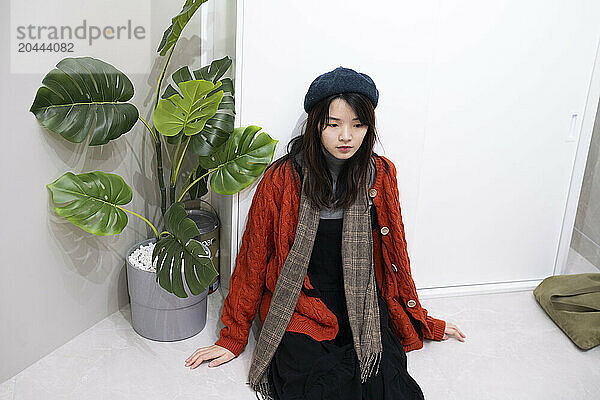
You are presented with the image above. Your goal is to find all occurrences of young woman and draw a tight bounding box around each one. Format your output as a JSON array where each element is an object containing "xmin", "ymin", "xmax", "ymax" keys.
[{"xmin": 185, "ymin": 66, "xmax": 466, "ymax": 400}]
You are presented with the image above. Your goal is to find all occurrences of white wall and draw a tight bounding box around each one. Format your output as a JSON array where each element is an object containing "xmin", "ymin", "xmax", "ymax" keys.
[
  {"xmin": 232, "ymin": 0, "xmax": 600, "ymax": 299},
  {"xmin": 0, "ymin": 0, "xmax": 236, "ymax": 382}
]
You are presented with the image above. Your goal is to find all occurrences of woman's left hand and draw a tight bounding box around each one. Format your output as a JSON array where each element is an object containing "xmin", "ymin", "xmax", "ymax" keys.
[{"xmin": 442, "ymin": 321, "xmax": 466, "ymax": 342}]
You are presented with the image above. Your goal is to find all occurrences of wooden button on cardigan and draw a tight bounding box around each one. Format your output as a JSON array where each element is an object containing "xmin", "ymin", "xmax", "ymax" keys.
[{"xmin": 215, "ymin": 154, "xmax": 446, "ymax": 357}]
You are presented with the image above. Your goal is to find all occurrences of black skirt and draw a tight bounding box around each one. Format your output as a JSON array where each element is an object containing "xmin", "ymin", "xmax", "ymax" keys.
[{"xmin": 269, "ymin": 210, "xmax": 426, "ymax": 400}]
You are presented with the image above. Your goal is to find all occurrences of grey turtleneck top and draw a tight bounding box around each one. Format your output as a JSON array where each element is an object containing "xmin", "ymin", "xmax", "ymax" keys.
[{"xmin": 320, "ymin": 149, "xmax": 375, "ymax": 219}]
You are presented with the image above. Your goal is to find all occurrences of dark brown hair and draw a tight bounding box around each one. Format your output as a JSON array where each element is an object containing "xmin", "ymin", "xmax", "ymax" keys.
[{"xmin": 265, "ymin": 92, "xmax": 390, "ymax": 210}]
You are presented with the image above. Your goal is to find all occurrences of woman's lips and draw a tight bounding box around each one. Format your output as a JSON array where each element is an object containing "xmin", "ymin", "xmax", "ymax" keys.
[{"xmin": 337, "ymin": 146, "xmax": 352, "ymax": 153}]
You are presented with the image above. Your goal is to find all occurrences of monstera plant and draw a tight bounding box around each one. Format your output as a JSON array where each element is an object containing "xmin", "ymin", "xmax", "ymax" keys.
[{"xmin": 29, "ymin": 0, "xmax": 278, "ymax": 301}]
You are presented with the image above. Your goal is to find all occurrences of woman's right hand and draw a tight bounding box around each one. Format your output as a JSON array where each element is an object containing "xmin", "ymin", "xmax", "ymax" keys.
[{"xmin": 185, "ymin": 344, "xmax": 236, "ymax": 369}]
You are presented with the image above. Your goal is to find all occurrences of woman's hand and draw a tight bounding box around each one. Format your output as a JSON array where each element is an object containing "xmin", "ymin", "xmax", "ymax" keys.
[
  {"xmin": 442, "ymin": 321, "xmax": 467, "ymax": 342},
  {"xmin": 185, "ymin": 345, "xmax": 236, "ymax": 369}
]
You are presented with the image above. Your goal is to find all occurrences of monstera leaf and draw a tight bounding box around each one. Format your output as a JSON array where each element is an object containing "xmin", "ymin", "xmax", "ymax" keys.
[
  {"xmin": 47, "ymin": 171, "xmax": 133, "ymax": 235},
  {"xmin": 193, "ymin": 56, "xmax": 232, "ymax": 82},
  {"xmin": 153, "ymin": 202, "xmax": 217, "ymax": 298},
  {"xmin": 188, "ymin": 77, "xmax": 234, "ymax": 156},
  {"xmin": 30, "ymin": 57, "xmax": 138, "ymax": 146},
  {"xmin": 162, "ymin": 56, "xmax": 232, "ymax": 95},
  {"xmin": 153, "ymin": 80, "xmax": 224, "ymax": 137},
  {"xmin": 161, "ymin": 57, "xmax": 235, "ymax": 155},
  {"xmin": 198, "ymin": 126, "xmax": 278, "ymax": 195},
  {"xmin": 157, "ymin": 0, "xmax": 209, "ymax": 56}
]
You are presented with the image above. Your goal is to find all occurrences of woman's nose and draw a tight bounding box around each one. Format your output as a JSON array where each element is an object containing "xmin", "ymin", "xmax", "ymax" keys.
[{"xmin": 339, "ymin": 126, "xmax": 352, "ymax": 140}]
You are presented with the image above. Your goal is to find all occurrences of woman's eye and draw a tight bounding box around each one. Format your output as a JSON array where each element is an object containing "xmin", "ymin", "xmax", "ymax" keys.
[{"xmin": 327, "ymin": 123, "xmax": 363, "ymax": 128}]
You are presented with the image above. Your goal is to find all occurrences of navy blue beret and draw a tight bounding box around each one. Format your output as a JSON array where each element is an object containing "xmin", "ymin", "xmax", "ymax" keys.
[{"xmin": 303, "ymin": 66, "xmax": 379, "ymax": 114}]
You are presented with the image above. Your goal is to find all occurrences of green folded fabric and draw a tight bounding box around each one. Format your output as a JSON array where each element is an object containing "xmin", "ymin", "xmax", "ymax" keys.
[{"xmin": 533, "ymin": 272, "xmax": 600, "ymax": 350}]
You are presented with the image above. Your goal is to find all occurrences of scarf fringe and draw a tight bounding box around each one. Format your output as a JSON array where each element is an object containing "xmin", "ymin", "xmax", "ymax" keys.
[
  {"xmin": 360, "ymin": 350, "xmax": 383, "ymax": 383},
  {"xmin": 249, "ymin": 380, "xmax": 275, "ymax": 400}
]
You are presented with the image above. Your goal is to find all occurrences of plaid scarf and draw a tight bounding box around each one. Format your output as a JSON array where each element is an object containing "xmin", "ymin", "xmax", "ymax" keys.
[{"xmin": 247, "ymin": 161, "xmax": 383, "ymax": 399}]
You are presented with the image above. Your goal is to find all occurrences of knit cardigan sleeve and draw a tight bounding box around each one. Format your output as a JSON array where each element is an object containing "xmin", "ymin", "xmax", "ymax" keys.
[
  {"xmin": 214, "ymin": 173, "xmax": 275, "ymax": 356},
  {"xmin": 385, "ymin": 157, "xmax": 446, "ymax": 342}
]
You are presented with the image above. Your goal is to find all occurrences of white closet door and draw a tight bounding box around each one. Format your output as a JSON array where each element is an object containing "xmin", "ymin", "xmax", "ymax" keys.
[
  {"xmin": 234, "ymin": 0, "xmax": 600, "ymax": 294},
  {"xmin": 412, "ymin": 1, "xmax": 600, "ymax": 288},
  {"xmin": 234, "ymin": 0, "xmax": 434, "ymax": 274}
]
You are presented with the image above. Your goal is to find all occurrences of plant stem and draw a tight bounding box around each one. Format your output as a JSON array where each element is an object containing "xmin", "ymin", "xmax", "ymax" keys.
[
  {"xmin": 178, "ymin": 167, "xmax": 219, "ymax": 202},
  {"xmin": 138, "ymin": 116, "xmax": 157, "ymax": 142},
  {"xmin": 155, "ymin": 46, "xmax": 175, "ymax": 111},
  {"xmin": 170, "ymin": 185, "xmax": 176, "ymax": 205},
  {"xmin": 139, "ymin": 115, "xmax": 166, "ymax": 217},
  {"xmin": 174, "ymin": 136, "xmax": 191, "ymax": 188},
  {"xmin": 152, "ymin": 45, "xmax": 175, "ymax": 217},
  {"xmin": 180, "ymin": 158, "xmax": 202, "ymax": 200},
  {"xmin": 154, "ymin": 134, "xmax": 167, "ymax": 217},
  {"xmin": 171, "ymin": 135, "xmax": 183, "ymax": 185},
  {"xmin": 169, "ymin": 135, "xmax": 184, "ymax": 204},
  {"xmin": 184, "ymin": 158, "xmax": 202, "ymax": 186},
  {"xmin": 116, "ymin": 205, "xmax": 159, "ymax": 238}
]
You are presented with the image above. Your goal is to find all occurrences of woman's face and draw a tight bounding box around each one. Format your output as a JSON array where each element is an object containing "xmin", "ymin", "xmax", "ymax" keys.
[{"xmin": 320, "ymin": 98, "xmax": 368, "ymax": 160}]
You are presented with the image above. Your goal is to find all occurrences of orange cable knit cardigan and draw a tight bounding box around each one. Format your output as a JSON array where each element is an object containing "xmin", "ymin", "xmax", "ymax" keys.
[{"xmin": 215, "ymin": 154, "xmax": 446, "ymax": 357}]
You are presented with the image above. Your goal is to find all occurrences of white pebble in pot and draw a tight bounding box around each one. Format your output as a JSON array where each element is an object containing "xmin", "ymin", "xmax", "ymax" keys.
[{"xmin": 128, "ymin": 243, "xmax": 158, "ymax": 272}]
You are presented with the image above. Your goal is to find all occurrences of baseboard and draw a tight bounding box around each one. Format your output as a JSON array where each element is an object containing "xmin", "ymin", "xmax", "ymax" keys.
[{"xmin": 416, "ymin": 279, "xmax": 545, "ymax": 300}]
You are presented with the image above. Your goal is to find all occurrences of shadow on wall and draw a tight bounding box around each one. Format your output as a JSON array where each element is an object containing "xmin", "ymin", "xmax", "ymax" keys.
[{"xmin": 46, "ymin": 201, "xmax": 131, "ymax": 308}]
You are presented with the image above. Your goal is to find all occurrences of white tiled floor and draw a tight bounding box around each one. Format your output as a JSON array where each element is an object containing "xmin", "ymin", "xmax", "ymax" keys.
[{"xmin": 2, "ymin": 248, "xmax": 599, "ymax": 400}]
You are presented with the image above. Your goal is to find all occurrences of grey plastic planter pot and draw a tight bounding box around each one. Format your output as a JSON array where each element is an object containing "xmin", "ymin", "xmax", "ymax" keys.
[
  {"xmin": 125, "ymin": 238, "xmax": 209, "ymax": 342},
  {"xmin": 182, "ymin": 199, "xmax": 221, "ymax": 294}
]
